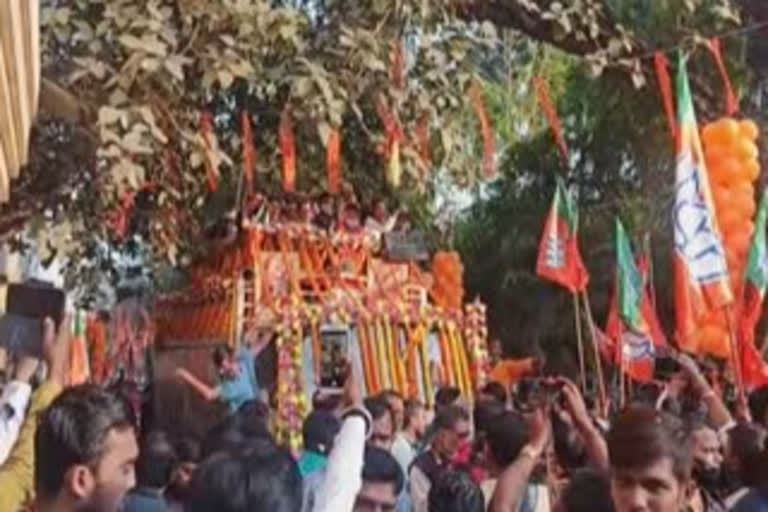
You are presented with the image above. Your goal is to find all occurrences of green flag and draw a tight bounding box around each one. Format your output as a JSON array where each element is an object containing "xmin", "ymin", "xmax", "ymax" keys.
[
  {"xmin": 745, "ymin": 191, "xmax": 768, "ymax": 296},
  {"xmin": 616, "ymin": 218, "xmax": 643, "ymax": 332}
]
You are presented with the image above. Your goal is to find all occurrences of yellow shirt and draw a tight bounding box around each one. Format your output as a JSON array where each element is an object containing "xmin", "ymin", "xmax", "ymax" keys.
[{"xmin": 0, "ymin": 381, "xmax": 61, "ymax": 512}]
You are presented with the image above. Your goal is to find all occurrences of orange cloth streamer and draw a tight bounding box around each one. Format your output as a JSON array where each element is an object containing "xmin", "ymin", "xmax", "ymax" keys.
[
  {"xmin": 707, "ymin": 38, "xmax": 739, "ymax": 116},
  {"xmin": 653, "ymin": 52, "xmax": 678, "ymax": 147},
  {"xmin": 534, "ymin": 76, "xmax": 569, "ymax": 166},
  {"xmin": 241, "ymin": 111, "xmax": 255, "ymax": 195},
  {"xmin": 279, "ymin": 107, "xmax": 297, "ymax": 193},
  {"xmin": 327, "ymin": 129, "xmax": 341, "ymax": 195},
  {"xmin": 200, "ymin": 111, "xmax": 219, "ymax": 192},
  {"xmin": 469, "ymin": 83, "xmax": 496, "ymax": 179}
]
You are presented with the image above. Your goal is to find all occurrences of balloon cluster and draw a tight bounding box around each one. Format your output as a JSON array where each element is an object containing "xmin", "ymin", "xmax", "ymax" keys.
[{"xmin": 696, "ymin": 118, "xmax": 761, "ymax": 357}]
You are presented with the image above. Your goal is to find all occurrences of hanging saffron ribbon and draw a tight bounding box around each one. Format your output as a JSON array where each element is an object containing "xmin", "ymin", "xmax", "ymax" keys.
[
  {"xmin": 389, "ymin": 139, "xmax": 402, "ymax": 188},
  {"xmin": 279, "ymin": 107, "xmax": 296, "ymax": 193},
  {"xmin": 653, "ymin": 52, "xmax": 678, "ymax": 148},
  {"xmin": 200, "ymin": 111, "xmax": 219, "ymax": 192},
  {"xmin": 327, "ymin": 128, "xmax": 341, "ymax": 195},
  {"xmin": 392, "ymin": 40, "xmax": 405, "ymax": 90},
  {"xmin": 241, "ymin": 111, "xmax": 255, "ymax": 196},
  {"xmin": 469, "ymin": 83, "xmax": 496, "ymax": 179},
  {"xmin": 707, "ymin": 38, "xmax": 739, "ymax": 115},
  {"xmin": 533, "ymin": 76, "xmax": 569, "ymax": 166},
  {"xmin": 110, "ymin": 183, "xmax": 155, "ymax": 240},
  {"xmin": 376, "ymin": 94, "xmax": 404, "ymax": 188}
]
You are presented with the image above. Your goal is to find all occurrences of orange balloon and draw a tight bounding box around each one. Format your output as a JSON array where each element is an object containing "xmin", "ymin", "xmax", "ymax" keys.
[
  {"xmin": 710, "ymin": 158, "xmax": 742, "ymax": 186},
  {"xmin": 740, "ymin": 119, "xmax": 760, "ymax": 141},
  {"xmin": 732, "ymin": 183, "xmax": 756, "ymax": 218},
  {"xmin": 744, "ymin": 158, "xmax": 760, "ymax": 183},
  {"xmin": 702, "ymin": 123, "xmax": 720, "ymax": 145},
  {"xmin": 725, "ymin": 227, "xmax": 752, "ymax": 257},
  {"xmin": 720, "ymin": 118, "xmax": 742, "ymax": 144},
  {"xmin": 704, "ymin": 143, "xmax": 728, "ymax": 165},
  {"xmin": 719, "ymin": 207, "xmax": 742, "ymax": 232},
  {"xmin": 707, "ymin": 118, "xmax": 740, "ymax": 148},
  {"xmin": 712, "ymin": 185, "xmax": 732, "ymax": 210},
  {"xmin": 737, "ymin": 139, "xmax": 759, "ymax": 161}
]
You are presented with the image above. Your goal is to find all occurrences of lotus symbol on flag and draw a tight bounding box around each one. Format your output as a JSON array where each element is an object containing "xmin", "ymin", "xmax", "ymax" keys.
[
  {"xmin": 674, "ymin": 152, "xmax": 729, "ymax": 286},
  {"xmin": 544, "ymin": 234, "xmax": 566, "ymax": 270},
  {"xmin": 622, "ymin": 330, "xmax": 655, "ymax": 361}
]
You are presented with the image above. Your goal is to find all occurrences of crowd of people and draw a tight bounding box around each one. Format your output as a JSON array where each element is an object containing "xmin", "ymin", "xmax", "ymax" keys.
[
  {"xmin": 4, "ymin": 320, "xmax": 768, "ymax": 512},
  {"xmin": 239, "ymin": 191, "xmax": 411, "ymax": 238}
]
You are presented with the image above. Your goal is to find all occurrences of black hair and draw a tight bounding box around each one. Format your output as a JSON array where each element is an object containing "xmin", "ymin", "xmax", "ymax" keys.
[
  {"xmin": 403, "ymin": 399, "xmax": 425, "ymax": 430},
  {"xmin": 428, "ymin": 469, "xmax": 485, "ymax": 512},
  {"xmin": 481, "ymin": 381, "xmax": 508, "ymax": 404},
  {"xmin": 485, "ymin": 411, "xmax": 529, "ymax": 468},
  {"xmin": 362, "ymin": 446, "xmax": 405, "ymax": 495},
  {"xmin": 607, "ymin": 406, "xmax": 692, "ymax": 483},
  {"xmin": 749, "ymin": 386, "xmax": 768, "ymax": 426},
  {"xmin": 365, "ymin": 396, "xmax": 394, "ymax": 424},
  {"xmin": 202, "ymin": 420, "xmax": 247, "ymax": 458},
  {"xmin": 302, "ymin": 411, "xmax": 341, "ymax": 456},
  {"xmin": 187, "ymin": 438, "xmax": 302, "ymax": 512},
  {"xmin": 213, "ymin": 345, "xmax": 235, "ymax": 368},
  {"xmin": 473, "ymin": 399, "xmax": 505, "ymax": 437},
  {"xmin": 136, "ymin": 431, "xmax": 177, "ymax": 489},
  {"xmin": 175, "ymin": 436, "xmax": 202, "ymax": 463},
  {"xmin": 312, "ymin": 390, "xmax": 343, "ymax": 412},
  {"xmin": 379, "ymin": 389, "xmax": 404, "ymax": 404},
  {"xmin": 435, "ymin": 387, "xmax": 461, "ymax": 411},
  {"xmin": 35, "ymin": 384, "xmax": 136, "ymax": 499},
  {"xmin": 559, "ymin": 469, "xmax": 615, "ymax": 512},
  {"xmin": 233, "ymin": 399, "xmax": 272, "ymax": 439},
  {"xmin": 727, "ymin": 423, "xmax": 767, "ymax": 487},
  {"xmin": 434, "ymin": 405, "xmax": 470, "ymax": 432}
]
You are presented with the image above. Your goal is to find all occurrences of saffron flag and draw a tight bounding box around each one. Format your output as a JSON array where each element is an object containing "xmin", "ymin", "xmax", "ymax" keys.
[
  {"xmin": 740, "ymin": 190, "xmax": 768, "ymax": 389},
  {"xmin": 673, "ymin": 54, "xmax": 733, "ymax": 351},
  {"xmin": 536, "ymin": 179, "xmax": 589, "ymax": 293},
  {"xmin": 607, "ymin": 220, "xmax": 667, "ymax": 382}
]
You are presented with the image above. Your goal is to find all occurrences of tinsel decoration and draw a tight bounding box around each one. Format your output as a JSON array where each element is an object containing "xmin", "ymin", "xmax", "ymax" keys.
[
  {"xmin": 469, "ymin": 83, "xmax": 496, "ymax": 179},
  {"xmin": 392, "ymin": 39, "xmax": 405, "ymax": 89},
  {"xmin": 533, "ymin": 76, "xmax": 569, "ymax": 166},
  {"xmin": 279, "ymin": 107, "xmax": 297, "ymax": 193},
  {"xmin": 326, "ymin": 128, "xmax": 341, "ymax": 195},
  {"xmin": 200, "ymin": 111, "xmax": 220, "ymax": 192},
  {"xmin": 241, "ymin": 111, "xmax": 255, "ymax": 196},
  {"xmin": 706, "ymin": 38, "xmax": 739, "ymax": 116},
  {"xmin": 376, "ymin": 95, "xmax": 403, "ymax": 188},
  {"xmin": 653, "ymin": 52, "xmax": 678, "ymax": 147}
]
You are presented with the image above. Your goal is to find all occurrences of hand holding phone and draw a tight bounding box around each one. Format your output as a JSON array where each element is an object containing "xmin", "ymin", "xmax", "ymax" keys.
[{"xmin": 0, "ymin": 284, "xmax": 66, "ymax": 357}]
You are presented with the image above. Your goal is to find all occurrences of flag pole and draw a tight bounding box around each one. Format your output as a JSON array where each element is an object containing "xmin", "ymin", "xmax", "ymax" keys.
[
  {"xmin": 572, "ymin": 293, "xmax": 587, "ymax": 396},
  {"xmin": 643, "ymin": 233, "xmax": 657, "ymax": 310},
  {"xmin": 724, "ymin": 305, "xmax": 746, "ymax": 404},
  {"xmin": 618, "ymin": 317, "xmax": 626, "ymax": 410},
  {"xmin": 581, "ymin": 289, "xmax": 607, "ymax": 414}
]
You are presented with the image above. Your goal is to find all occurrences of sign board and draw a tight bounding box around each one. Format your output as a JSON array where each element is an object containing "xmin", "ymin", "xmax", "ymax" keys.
[{"xmin": 383, "ymin": 231, "xmax": 429, "ymax": 262}]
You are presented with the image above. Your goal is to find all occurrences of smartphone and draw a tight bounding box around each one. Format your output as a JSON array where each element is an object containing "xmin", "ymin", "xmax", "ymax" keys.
[
  {"xmin": 318, "ymin": 325, "xmax": 350, "ymax": 391},
  {"xmin": 0, "ymin": 283, "xmax": 66, "ymax": 356}
]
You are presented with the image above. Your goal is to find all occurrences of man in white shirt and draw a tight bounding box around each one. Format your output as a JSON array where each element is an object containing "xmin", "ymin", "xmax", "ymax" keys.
[
  {"xmin": 392, "ymin": 398, "xmax": 426, "ymax": 478},
  {"xmin": 0, "ymin": 351, "xmax": 38, "ymax": 464}
]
